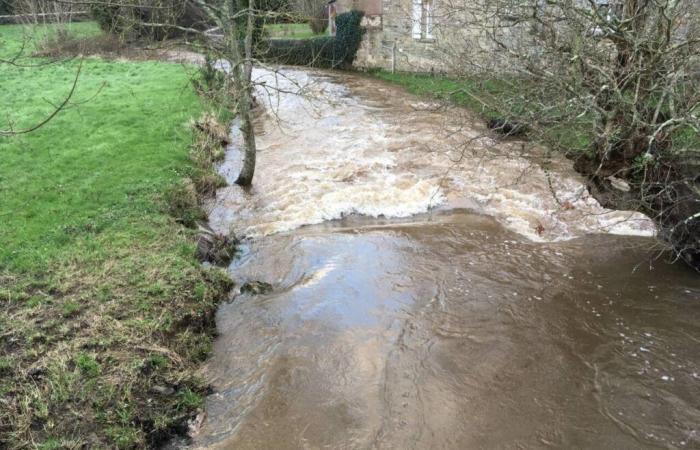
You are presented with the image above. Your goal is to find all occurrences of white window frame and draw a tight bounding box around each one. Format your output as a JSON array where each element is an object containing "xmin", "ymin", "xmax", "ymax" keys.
[{"xmin": 412, "ymin": 0, "xmax": 435, "ymax": 41}]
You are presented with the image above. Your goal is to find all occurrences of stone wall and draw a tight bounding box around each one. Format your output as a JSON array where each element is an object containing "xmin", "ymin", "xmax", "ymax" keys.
[
  {"xmin": 348, "ymin": 0, "xmax": 700, "ymax": 74},
  {"xmin": 376, "ymin": 0, "xmax": 446, "ymax": 72},
  {"xmin": 336, "ymin": 0, "xmax": 480, "ymax": 72}
]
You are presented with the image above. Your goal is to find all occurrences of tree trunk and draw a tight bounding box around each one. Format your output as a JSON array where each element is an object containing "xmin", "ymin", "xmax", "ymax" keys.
[
  {"xmin": 235, "ymin": 0, "xmax": 257, "ymax": 186},
  {"xmin": 235, "ymin": 101, "xmax": 256, "ymax": 186}
]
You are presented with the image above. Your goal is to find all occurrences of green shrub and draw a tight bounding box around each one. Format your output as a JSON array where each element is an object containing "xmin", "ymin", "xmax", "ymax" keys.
[
  {"xmin": 261, "ymin": 10, "xmax": 364, "ymax": 69},
  {"xmin": 192, "ymin": 54, "xmax": 228, "ymax": 97},
  {"xmin": 0, "ymin": 0, "xmax": 13, "ymax": 15},
  {"xmin": 264, "ymin": 36, "xmax": 336, "ymax": 67},
  {"xmin": 90, "ymin": 0, "xmax": 209, "ymax": 40}
]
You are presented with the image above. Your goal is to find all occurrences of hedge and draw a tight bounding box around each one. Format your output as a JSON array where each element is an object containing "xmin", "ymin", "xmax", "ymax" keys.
[
  {"xmin": 0, "ymin": 0, "xmax": 12, "ymax": 15},
  {"xmin": 264, "ymin": 36, "xmax": 335, "ymax": 67},
  {"xmin": 261, "ymin": 10, "xmax": 364, "ymax": 69},
  {"xmin": 89, "ymin": 0, "xmax": 209, "ymax": 40}
]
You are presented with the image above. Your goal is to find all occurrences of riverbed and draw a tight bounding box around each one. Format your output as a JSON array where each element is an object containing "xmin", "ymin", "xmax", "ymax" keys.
[{"xmin": 193, "ymin": 69, "xmax": 699, "ymax": 449}]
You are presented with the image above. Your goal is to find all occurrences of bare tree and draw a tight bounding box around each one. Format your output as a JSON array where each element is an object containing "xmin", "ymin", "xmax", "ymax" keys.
[
  {"xmin": 422, "ymin": 0, "xmax": 700, "ymax": 269},
  {"xmin": 187, "ymin": 0, "xmax": 260, "ymax": 185},
  {"xmin": 13, "ymin": 0, "xmax": 77, "ymax": 26},
  {"xmin": 291, "ymin": 0, "xmax": 327, "ymax": 33},
  {"xmin": 102, "ymin": 0, "xmax": 259, "ymax": 186}
]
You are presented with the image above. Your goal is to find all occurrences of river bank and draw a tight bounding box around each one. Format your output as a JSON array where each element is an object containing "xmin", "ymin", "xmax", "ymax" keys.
[{"xmin": 0, "ymin": 23, "xmax": 233, "ymax": 448}]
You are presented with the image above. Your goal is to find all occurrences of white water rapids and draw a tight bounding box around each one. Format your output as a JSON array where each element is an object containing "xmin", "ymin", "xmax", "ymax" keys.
[{"xmin": 207, "ymin": 68, "xmax": 654, "ymax": 241}]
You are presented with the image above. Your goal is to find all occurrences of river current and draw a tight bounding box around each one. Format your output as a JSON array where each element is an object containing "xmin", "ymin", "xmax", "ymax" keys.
[{"xmin": 191, "ymin": 69, "xmax": 699, "ymax": 449}]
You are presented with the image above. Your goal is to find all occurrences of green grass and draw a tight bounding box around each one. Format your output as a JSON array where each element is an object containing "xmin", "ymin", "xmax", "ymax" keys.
[
  {"xmin": 265, "ymin": 22, "xmax": 317, "ymax": 40},
  {"xmin": 371, "ymin": 70, "xmax": 511, "ymax": 118},
  {"xmin": 1, "ymin": 56, "xmax": 201, "ymax": 270},
  {"xmin": 1, "ymin": 23, "xmax": 232, "ymax": 449},
  {"xmin": 371, "ymin": 70, "xmax": 593, "ymax": 155},
  {"xmin": 0, "ymin": 21, "xmax": 99, "ymax": 57}
]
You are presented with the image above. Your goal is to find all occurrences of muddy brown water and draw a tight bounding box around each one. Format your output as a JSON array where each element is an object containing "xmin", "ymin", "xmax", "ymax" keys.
[{"xmin": 192, "ymin": 70, "xmax": 700, "ymax": 449}]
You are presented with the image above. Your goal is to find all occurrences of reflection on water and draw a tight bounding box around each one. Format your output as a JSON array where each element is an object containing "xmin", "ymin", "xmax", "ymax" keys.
[
  {"xmin": 192, "ymin": 212, "xmax": 699, "ymax": 450},
  {"xmin": 193, "ymin": 70, "xmax": 699, "ymax": 449}
]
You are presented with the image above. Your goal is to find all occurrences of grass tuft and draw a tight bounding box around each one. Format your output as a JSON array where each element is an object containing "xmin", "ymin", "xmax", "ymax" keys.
[{"xmin": 76, "ymin": 352, "xmax": 101, "ymax": 378}]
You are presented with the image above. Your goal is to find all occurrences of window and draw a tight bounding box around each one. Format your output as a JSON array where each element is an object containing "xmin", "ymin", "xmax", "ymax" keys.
[
  {"xmin": 588, "ymin": 0, "xmax": 622, "ymax": 36},
  {"xmin": 593, "ymin": 0, "xmax": 623, "ymax": 21},
  {"xmin": 412, "ymin": 0, "xmax": 434, "ymax": 40}
]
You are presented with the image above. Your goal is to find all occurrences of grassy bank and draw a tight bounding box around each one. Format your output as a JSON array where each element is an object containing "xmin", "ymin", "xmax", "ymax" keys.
[
  {"xmin": 264, "ymin": 22, "xmax": 316, "ymax": 40},
  {"xmin": 372, "ymin": 70, "xmax": 509, "ymax": 118},
  {"xmin": 1, "ymin": 23, "xmax": 232, "ymax": 449},
  {"xmin": 370, "ymin": 70, "xmax": 592, "ymax": 156}
]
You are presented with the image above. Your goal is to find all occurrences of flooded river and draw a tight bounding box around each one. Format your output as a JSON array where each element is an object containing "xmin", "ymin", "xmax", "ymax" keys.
[{"xmin": 194, "ymin": 69, "xmax": 700, "ymax": 449}]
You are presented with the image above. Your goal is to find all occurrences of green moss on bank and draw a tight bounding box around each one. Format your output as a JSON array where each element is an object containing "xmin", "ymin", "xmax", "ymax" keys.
[{"xmin": 1, "ymin": 23, "xmax": 232, "ymax": 448}]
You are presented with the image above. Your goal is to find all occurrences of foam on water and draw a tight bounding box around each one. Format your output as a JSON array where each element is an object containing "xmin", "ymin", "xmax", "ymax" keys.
[{"xmin": 207, "ymin": 68, "xmax": 655, "ymax": 240}]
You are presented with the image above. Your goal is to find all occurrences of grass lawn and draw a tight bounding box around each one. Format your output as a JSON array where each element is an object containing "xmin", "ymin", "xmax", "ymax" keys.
[
  {"xmin": 265, "ymin": 22, "xmax": 318, "ymax": 40},
  {"xmin": 1, "ymin": 23, "xmax": 231, "ymax": 449}
]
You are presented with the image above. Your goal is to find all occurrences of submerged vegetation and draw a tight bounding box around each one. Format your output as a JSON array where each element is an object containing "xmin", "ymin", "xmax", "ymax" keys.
[{"xmin": 0, "ymin": 23, "xmax": 233, "ymax": 448}]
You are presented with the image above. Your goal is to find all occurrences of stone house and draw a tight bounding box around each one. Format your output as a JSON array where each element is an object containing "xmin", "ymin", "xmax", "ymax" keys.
[
  {"xmin": 335, "ymin": 0, "xmax": 450, "ymax": 72},
  {"xmin": 334, "ymin": 0, "xmax": 688, "ymax": 74},
  {"xmin": 334, "ymin": 0, "xmax": 525, "ymax": 73}
]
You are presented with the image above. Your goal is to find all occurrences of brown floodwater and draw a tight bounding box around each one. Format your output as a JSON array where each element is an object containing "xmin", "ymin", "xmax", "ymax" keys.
[{"xmin": 191, "ymin": 69, "xmax": 700, "ymax": 449}]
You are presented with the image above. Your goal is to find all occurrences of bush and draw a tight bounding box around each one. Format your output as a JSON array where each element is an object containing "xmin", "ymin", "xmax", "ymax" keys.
[
  {"xmin": 308, "ymin": 6, "xmax": 328, "ymax": 34},
  {"xmin": 34, "ymin": 30, "xmax": 123, "ymax": 57},
  {"xmin": 264, "ymin": 36, "xmax": 336, "ymax": 67},
  {"xmin": 90, "ymin": 0, "xmax": 209, "ymax": 40},
  {"xmin": 309, "ymin": 16, "xmax": 328, "ymax": 34},
  {"xmin": 191, "ymin": 54, "xmax": 228, "ymax": 98},
  {"xmin": 89, "ymin": 3, "xmax": 121, "ymax": 33},
  {"xmin": 0, "ymin": 0, "xmax": 13, "ymax": 15},
  {"xmin": 261, "ymin": 10, "xmax": 364, "ymax": 68},
  {"xmin": 291, "ymin": 0, "xmax": 327, "ymax": 34}
]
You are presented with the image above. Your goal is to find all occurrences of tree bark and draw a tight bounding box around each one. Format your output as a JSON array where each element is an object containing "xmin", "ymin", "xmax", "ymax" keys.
[
  {"xmin": 235, "ymin": 0, "xmax": 257, "ymax": 186},
  {"xmin": 235, "ymin": 100, "xmax": 257, "ymax": 186}
]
